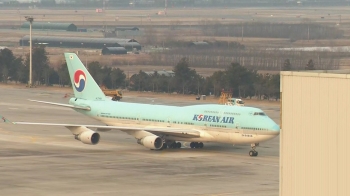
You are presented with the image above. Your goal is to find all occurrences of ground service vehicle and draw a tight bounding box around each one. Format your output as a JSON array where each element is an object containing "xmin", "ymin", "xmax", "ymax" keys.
[
  {"xmin": 218, "ymin": 90, "xmax": 244, "ymax": 106},
  {"xmin": 101, "ymin": 86, "xmax": 122, "ymax": 101},
  {"xmin": 225, "ymin": 98, "xmax": 245, "ymax": 106}
]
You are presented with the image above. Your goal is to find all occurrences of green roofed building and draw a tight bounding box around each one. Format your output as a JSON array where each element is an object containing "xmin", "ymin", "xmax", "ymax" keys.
[
  {"xmin": 21, "ymin": 22, "xmax": 77, "ymax": 31},
  {"xmin": 102, "ymin": 47, "xmax": 128, "ymax": 55}
]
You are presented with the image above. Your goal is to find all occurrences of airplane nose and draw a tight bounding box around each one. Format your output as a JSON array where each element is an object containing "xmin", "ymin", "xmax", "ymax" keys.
[{"xmin": 272, "ymin": 124, "xmax": 280, "ymax": 134}]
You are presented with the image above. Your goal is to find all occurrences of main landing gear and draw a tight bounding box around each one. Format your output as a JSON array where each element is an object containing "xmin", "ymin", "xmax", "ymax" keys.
[
  {"xmin": 160, "ymin": 141, "xmax": 204, "ymax": 150},
  {"xmin": 190, "ymin": 142, "xmax": 204, "ymax": 149},
  {"xmin": 161, "ymin": 141, "xmax": 181, "ymax": 150},
  {"xmin": 249, "ymin": 143, "xmax": 259, "ymax": 157}
]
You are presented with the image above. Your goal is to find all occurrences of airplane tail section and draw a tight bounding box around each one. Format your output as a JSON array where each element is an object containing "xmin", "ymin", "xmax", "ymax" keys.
[{"xmin": 64, "ymin": 53, "xmax": 106, "ymax": 101}]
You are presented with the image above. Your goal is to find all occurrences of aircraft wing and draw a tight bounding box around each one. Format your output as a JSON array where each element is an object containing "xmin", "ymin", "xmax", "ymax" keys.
[
  {"xmin": 1, "ymin": 99, "xmax": 199, "ymax": 139},
  {"xmin": 12, "ymin": 122, "xmax": 201, "ymax": 138}
]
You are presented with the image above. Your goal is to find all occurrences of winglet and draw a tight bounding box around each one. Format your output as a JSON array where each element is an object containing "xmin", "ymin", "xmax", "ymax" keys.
[{"xmin": 0, "ymin": 115, "xmax": 15, "ymax": 124}]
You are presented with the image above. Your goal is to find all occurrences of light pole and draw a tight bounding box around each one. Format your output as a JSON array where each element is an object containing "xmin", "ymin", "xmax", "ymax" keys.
[{"xmin": 25, "ymin": 16, "xmax": 34, "ymax": 87}]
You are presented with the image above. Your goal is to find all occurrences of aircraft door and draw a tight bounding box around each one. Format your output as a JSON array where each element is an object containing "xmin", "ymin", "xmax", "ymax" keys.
[
  {"xmin": 167, "ymin": 117, "xmax": 171, "ymax": 127},
  {"xmin": 235, "ymin": 122, "xmax": 242, "ymax": 134},
  {"xmin": 96, "ymin": 109, "xmax": 100, "ymax": 118},
  {"xmin": 137, "ymin": 114, "xmax": 141, "ymax": 124},
  {"xmin": 230, "ymin": 122, "xmax": 241, "ymax": 143},
  {"xmin": 203, "ymin": 123, "xmax": 208, "ymax": 130}
]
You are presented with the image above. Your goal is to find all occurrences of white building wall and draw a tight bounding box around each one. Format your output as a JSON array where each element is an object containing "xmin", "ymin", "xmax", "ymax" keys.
[{"xmin": 280, "ymin": 71, "xmax": 349, "ymax": 196}]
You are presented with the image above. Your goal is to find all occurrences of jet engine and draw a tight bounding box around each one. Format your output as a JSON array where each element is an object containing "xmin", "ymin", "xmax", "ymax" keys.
[
  {"xmin": 74, "ymin": 129, "xmax": 100, "ymax": 145},
  {"xmin": 137, "ymin": 135, "xmax": 163, "ymax": 150}
]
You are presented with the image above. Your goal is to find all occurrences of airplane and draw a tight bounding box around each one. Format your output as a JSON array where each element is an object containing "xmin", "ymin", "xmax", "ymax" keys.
[{"xmin": 0, "ymin": 53, "xmax": 280, "ymax": 157}]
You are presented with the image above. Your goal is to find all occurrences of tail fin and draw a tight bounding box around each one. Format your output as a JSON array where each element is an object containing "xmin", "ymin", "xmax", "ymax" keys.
[{"xmin": 64, "ymin": 53, "xmax": 106, "ymax": 101}]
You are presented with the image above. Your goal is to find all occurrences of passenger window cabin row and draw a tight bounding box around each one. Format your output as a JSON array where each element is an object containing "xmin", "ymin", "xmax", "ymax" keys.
[{"xmin": 242, "ymin": 127, "xmax": 267, "ymax": 130}]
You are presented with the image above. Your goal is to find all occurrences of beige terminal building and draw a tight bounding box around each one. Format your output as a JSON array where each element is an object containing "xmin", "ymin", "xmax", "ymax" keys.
[{"xmin": 280, "ymin": 71, "xmax": 349, "ymax": 196}]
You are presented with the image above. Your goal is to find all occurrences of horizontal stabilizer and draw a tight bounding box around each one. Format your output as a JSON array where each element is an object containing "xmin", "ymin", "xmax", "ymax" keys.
[
  {"xmin": 0, "ymin": 115, "xmax": 15, "ymax": 124},
  {"xmin": 29, "ymin": 99, "xmax": 90, "ymax": 111}
]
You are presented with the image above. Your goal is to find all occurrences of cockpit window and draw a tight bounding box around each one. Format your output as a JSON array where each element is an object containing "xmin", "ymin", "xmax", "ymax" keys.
[{"xmin": 253, "ymin": 112, "xmax": 266, "ymax": 116}]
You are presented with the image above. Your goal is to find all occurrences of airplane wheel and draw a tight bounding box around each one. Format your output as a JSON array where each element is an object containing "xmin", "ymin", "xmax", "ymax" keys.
[
  {"xmin": 190, "ymin": 142, "xmax": 195, "ymax": 148},
  {"xmin": 169, "ymin": 142, "xmax": 176, "ymax": 149},
  {"xmin": 162, "ymin": 143, "xmax": 168, "ymax": 149},
  {"xmin": 249, "ymin": 151, "xmax": 258, "ymax": 157},
  {"xmin": 176, "ymin": 142, "xmax": 181, "ymax": 148},
  {"xmin": 198, "ymin": 142, "xmax": 204, "ymax": 148},
  {"xmin": 195, "ymin": 142, "xmax": 200, "ymax": 148}
]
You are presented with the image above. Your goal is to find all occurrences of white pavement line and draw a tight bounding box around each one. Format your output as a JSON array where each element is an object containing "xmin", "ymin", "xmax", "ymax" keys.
[{"xmin": 241, "ymin": 161, "xmax": 278, "ymax": 167}]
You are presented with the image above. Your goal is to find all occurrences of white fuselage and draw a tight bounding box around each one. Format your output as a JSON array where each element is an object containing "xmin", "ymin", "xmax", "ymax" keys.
[{"xmin": 95, "ymin": 117, "xmax": 279, "ymax": 145}]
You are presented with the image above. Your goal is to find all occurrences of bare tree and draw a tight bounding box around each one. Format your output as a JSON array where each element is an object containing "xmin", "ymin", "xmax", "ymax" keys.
[
  {"xmin": 305, "ymin": 59, "xmax": 315, "ymax": 70},
  {"xmin": 143, "ymin": 26, "xmax": 158, "ymax": 45},
  {"xmin": 283, "ymin": 59, "xmax": 292, "ymax": 71}
]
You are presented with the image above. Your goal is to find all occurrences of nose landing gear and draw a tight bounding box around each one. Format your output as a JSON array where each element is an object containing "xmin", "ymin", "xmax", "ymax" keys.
[{"xmin": 249, "ymin": 143, "xmax": 259, "ymax": 157}]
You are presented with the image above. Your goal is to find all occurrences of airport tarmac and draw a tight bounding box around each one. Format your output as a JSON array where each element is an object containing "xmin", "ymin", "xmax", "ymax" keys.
[{"xmin": 0, "ymin": 86, "xmax": 280, "ymax": 196}]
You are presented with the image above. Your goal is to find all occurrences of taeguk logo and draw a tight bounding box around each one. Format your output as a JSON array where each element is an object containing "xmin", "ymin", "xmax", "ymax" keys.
[{"xmin": 74, "ymin": 70, "xmax": 86, "ymax": 92}]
